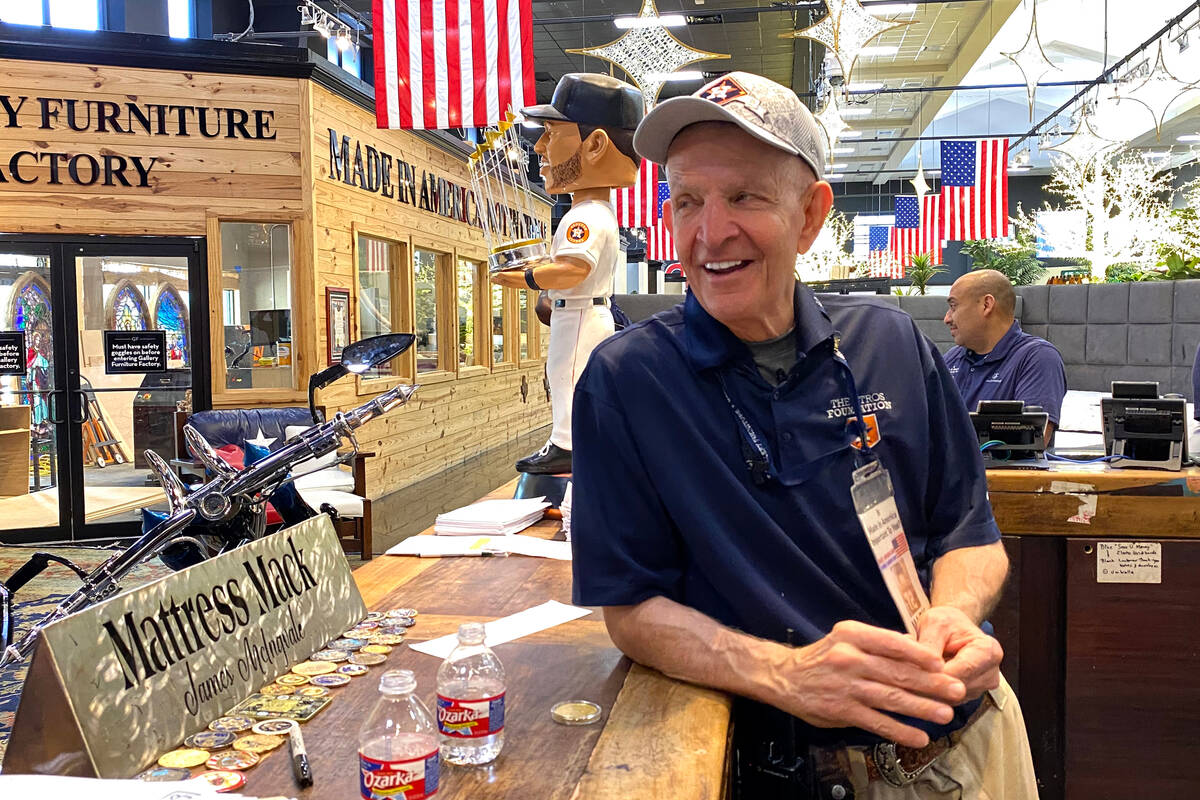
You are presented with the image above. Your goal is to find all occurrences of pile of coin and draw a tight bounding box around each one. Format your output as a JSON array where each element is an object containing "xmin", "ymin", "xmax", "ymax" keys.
[{"xmin": 140, "ymin": 607, "xmax": 419, "ymax": 791}]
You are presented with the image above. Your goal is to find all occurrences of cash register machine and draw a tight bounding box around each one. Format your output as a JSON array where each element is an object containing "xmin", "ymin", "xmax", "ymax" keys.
[
  {"xmin": 1101, "ymin": 381, "xmax": 1189, "ymax": 470},
  {"xmin": 970, "ymin": 400, "xmax": 1050, "ymax": 469}
]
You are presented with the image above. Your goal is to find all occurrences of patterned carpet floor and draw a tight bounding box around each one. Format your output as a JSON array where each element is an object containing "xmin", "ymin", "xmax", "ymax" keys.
[{"xmin": 0, "ymin": 546, "xmax": 173, "ymax": 768}]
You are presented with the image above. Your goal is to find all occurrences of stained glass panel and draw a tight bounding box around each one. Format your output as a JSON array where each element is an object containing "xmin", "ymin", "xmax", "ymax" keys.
[
  {"xmin": 114, "ymin": 286, "xmax": 147, "ymax": 331},
  {"xmin": 13, "ymin": 280, "xmax": 53, "ymax": 433},
  {"xmin": 156, "ymin": 288, "xmax": 189, "ymax": 366}
]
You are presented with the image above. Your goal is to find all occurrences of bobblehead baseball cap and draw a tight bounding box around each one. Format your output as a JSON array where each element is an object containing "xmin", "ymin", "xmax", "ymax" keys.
[
  {"xmin": 633, "ymin": 71, "xmax": 825, "ymax": 179},
  {"xmin": 521, "ymin": 73, "xmax": 644, "ymax": 131}
]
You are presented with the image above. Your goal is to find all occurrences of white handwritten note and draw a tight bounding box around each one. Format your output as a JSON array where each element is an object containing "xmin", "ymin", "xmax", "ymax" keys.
[{"xmin": 1097, "ymin": 541, "xmax": 1162, "ymax": 584}]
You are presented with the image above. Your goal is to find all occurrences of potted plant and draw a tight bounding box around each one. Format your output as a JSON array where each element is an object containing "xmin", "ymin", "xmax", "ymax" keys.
[{"xmin": 906, "ymin": 253, "xmax": 945, "ymax": 296}]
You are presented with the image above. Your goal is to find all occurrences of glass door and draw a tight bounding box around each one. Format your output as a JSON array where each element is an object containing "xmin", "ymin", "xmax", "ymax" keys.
[
  {"xmin": 0, "ymin": 246, "xmax": 67, "ymax": 541},
  {"xmin": 65, "ymin": 240, "xmax": 209, "ymax": 539}
]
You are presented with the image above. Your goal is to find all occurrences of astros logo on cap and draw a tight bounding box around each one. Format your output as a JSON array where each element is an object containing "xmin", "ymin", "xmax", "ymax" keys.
[
  {"xmin": 566, "ymin": 222, "xmax": 589, "ymax": 243},
  {"xmin": 700, "ymin": 77, "xmax": 747, "ymax": 105}
]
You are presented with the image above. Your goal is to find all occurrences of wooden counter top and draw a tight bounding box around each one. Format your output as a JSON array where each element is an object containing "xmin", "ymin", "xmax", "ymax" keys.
[
  {"xmin": 243, "ymin": 479, "xmax": 732, "ymax": 799},
  {"xmin": 986, "ymin": 465, "xmax": 1200, "ymax": 538}
]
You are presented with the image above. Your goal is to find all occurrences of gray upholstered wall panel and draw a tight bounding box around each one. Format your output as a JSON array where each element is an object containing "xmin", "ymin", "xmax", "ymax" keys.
[
  {"xmin": 1129, "ymin": 281, "xmax": 1175, "ymax": 323},
  {"xmin": 914, "ymin": 319, "xmax": 954, "ymax": 349},
  {"xmin": 1172, "ymin": 323, "xmax": 1200, "ymax": 366},
  {"xmin": 1127, "ymin": 324, "xmax": 1173, "ymax": 366},
  {"xmin": 1087, "ymin": 283, "xmax": 1129, "ymax": 323},
  {"xmin": 1085, "ymin": 325, "xmax": 1127, "ymax": 365},
  {"xmin": 1171, "ymin": 366, "xmax": 1195, "ymax": 400},
  {"xmin": 614, "ymin": 294, "xmax": 682, "ymax": 322},
  {"xmin": 1023, "ymin": 323, "xmax": 1049, "ymax": 341},
  {"xmin": 1173, "ymin": 280, "xmax": 1200, "ymax": 323},
  {"xmin": 1048, "ymin": 284, "xmax": 1088, "ymax": 323},
  {"xmin": 1047, "ymin": 324, "xmax": 1086, "ymax": 364},
  {"xmin": 898, "ymin": 295, "xmax": 948, "ymax": 320},
  {"xmin": 1015, "ymin": 285, "xmax": 1049, "ymax": 324}
]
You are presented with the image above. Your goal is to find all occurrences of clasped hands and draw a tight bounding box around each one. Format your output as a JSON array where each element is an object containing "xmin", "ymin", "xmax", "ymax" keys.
[{"xmin": 775, "ymin": 606, "xmax": 1002, "ymax": 748}]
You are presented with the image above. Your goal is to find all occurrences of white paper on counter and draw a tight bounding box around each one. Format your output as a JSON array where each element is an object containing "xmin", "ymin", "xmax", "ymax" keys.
[
  {"xmin": 501, "ymin": 534, "xmax": 572, "ymax": 560},
  {"xmin": 409, "ymin": 600, "xmax": 591, "ymax": 659},
  {"xmin": 0, "ymin": 775, "xmax": 285, "ymax": 800},
  {"xmin": 385, "ymin": 533, "xmax": 572, "ymax": 560}
]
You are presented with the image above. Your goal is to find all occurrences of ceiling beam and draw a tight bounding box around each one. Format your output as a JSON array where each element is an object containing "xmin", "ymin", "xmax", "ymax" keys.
[{"xmin": 875, "ymin": 0, "xmax": 1022, "ymax": 184}]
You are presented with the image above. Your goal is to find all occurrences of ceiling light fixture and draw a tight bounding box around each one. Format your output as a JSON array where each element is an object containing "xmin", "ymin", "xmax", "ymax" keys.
[
  {"xmin": 848, "ymin": 81, "xmax": 885, "ymax": 92},
  {"xmin": 838, "ymin": 106, "xmax": 874, "ymax": 117},
  {"xmin": 614, "ymin": 14, "xmax": 686, "ymax": 29},
  {"xmin": 869, "ymin": 3, "xmax": 917, "ymax": 14},
  {"xmin": 839, "ymin": 130, "xmax": 864, "ymax": 138},
  {"xmin": 1177, "ymin": 133, "xmax": 1200, "ymax": 141},
  {"xmin": 858, "ymin": 45, "xmax": 900, "ymax": 57},
  {"xmin": 832, "ymin": 146, "xmax": 856, "ymax": 154}
]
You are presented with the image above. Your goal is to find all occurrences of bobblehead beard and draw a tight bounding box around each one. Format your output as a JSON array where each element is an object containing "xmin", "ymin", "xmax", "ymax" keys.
[{"xmin": 549, "ymin": 149, "xmax": 582, "ymax": 192}]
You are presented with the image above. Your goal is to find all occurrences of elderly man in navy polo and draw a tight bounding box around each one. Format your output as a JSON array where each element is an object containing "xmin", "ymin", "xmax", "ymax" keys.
[
  {"xmin": 570, "ymin": 71, "xmax": 1037, "ymax": 799},
  {"xmin": 943, "ymin": 270, "xmax": 1067, "ymax": 439}
]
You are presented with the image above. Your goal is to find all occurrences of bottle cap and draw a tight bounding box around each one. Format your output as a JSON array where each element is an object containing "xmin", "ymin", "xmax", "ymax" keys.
[
  {"xmin": 379, "ymin": 668, "xmax": 416, "ymax": 695},
  {"xmin": 550, "ymin": 700, "xmax": 603, "ymax": 726}
]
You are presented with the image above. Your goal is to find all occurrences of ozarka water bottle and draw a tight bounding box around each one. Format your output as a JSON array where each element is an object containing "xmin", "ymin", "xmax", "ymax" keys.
[
  {"xmin": 359, "ymin": 669, "xmax": 440, "ymax": 799},
  {"xmin": 436, "ymin": 622, "xmax": 506, "ymax": 765}
]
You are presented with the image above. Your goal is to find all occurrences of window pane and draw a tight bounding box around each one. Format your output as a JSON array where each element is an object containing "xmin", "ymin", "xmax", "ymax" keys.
[
  {"xmin": 414, "ymin": 249, "xmax": 439, "ymax": 373},
  {"xmin": 358, "ymin": 235, "xmax": 396, "ymax": 380},
  {"xmin": 491, "ymin": 283, "xmax": 505, "ymax": 364},
  {"xmin": 518, "ymin": 290, "xmax": 529, "ymax": 360},
  {"xmin": 168, "ymin": 0, "xmax": 191, "ymax": 37},
  {"xmin": 49, "ymin": 0, "xmax": 99, "ymax": 30},
  {"xmin": 220, "ymin": 222, "xmax": 293, "ymax": 391},
  {"xmin": 0, "ymin": 4, "xmax": 43, "ymax": 24},
  {"xmin": 457, "ymin": 259, "xmax": 478, "ymax": 367}
]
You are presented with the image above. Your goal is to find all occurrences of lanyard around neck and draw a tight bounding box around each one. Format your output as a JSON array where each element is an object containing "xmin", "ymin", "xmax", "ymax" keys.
[{"xmin": 717, "ymin": 334, "xmax": 875, "ymax": 485}]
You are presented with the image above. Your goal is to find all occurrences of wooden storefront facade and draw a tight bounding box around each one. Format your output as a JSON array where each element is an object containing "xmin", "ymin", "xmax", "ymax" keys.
[{"xmin": 0, "ymin": 33, "xmax": 552, "ymax": 542}]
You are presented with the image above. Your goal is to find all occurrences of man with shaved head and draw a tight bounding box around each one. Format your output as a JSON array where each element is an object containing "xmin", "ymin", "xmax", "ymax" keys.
[{"xmin": 944, "ymin": 269, "xmax": 1067, "ymax": 438}]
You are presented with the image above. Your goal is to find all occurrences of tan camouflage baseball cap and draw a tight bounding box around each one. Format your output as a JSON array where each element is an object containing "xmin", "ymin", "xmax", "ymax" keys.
[{"xmin": 633, "ymin": 71, "xmax": 825, "ymax": 179}]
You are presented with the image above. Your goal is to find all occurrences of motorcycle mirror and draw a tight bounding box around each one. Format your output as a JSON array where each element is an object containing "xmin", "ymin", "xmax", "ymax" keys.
[{"xmin": 307, "ymin": 333, "xmax": 416, "ymax": 423}]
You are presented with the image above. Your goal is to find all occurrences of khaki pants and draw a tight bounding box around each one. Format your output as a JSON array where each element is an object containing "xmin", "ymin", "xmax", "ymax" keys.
[{"xmin": 845, "ymin": 676, "xmax": 1039, "ymax": 800}]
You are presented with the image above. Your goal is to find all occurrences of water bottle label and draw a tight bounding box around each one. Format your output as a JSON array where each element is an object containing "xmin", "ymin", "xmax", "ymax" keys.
[
  {"xmin": 359, "ymin": 749, "xmax": 439, "ymax": 799},
  {"xmin": 436, "ymin": 692, "xmax": 505, "ymax": 738}
]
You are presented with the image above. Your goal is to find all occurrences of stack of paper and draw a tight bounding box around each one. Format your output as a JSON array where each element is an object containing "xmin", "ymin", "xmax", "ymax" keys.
[
  {"xmin": 434, "ymin": 497, "xmax": 550, "ymax": 536},
  {"xmin": 385, "ymin": 533, "xmax": 572, "ymax": 560}
]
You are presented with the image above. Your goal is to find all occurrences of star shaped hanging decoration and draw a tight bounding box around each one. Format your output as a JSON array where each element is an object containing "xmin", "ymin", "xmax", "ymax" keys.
[
  {"xmin": 1087, "ymin": 78, "xmax": 1150, "ymax": 145},
  {"xmin": 1119, "ymin": 42, "xmax": 1200, "ymax": 138},
  {"xmin": 566, "ymin": 0, "xmax": 729, "ymax": 107},
  {"xmin": 910, "ymin": 151, "xmax": 930, "ymax": 197},
  {"xmin": 784, "ymin": 0, "xmax": 909, "ymax": 85},
  {"xmin": 815, "ymin": 88, "xmax": 851, "ymax": 158},
  {"xmin": 1043, "ymin": 113, "xmax": 1123, "ymax": 170},
  {"xmin": 1001, "ymin": 0, "xmax": 1060, "ymax": 120}
]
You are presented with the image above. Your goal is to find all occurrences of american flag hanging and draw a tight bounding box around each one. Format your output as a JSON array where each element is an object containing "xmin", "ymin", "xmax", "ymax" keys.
[
  {"xmin": 612, "ymin": 161, "xmax": 660, "ymax": 229},
  {"xmin": 372, "ymin": 0, "xmax": 534, "ymax": 130},
  {"xmin": 364, "ymin": 237, "xmax": 390, "ymax": 273},
  {"xmin": 939, "ymin": 138, "xmax": 1009, "ymax": 241},
  {"xmin": 890, "ymin": 194, "xmax": 943, "ymax": 266},
  {"xmin": 647, "ymin": 180, "xmax": 676, "ymax": 263},
  {"xmin": 867, "ymin": 225, "xmax": 897, "ymax": 277}
]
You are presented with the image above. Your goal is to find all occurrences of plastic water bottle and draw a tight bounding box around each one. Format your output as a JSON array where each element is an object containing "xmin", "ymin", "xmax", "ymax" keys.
[
  {"xmin": 358, "ymin": 669, "xmax": 440, "ymax": 799},
  {"xmin": 436, "ymin": 622, "xmax": 506, "ymax": 765}
]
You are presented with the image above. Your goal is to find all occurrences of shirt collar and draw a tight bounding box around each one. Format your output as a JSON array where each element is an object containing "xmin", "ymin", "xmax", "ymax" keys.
[
  {"xmin": 684, "ymin": 282, "xmax": 837, "ymax": 372},
  {"xmin": 966, "ymin": 319, "xmax": 1023, "ymax": 364}
]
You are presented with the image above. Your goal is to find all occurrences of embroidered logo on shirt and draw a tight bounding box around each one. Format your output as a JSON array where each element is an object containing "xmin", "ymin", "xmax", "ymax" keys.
[
  {"xmin": 700, "ymin": 77, "xmax": 747, "ymax": 105},
  {"xmin": 566, "ymin": 221, "xmax": 590, "ymax": 243},
  {"xmin": 848, "ymin": 414, "xmax": 881, "ymax": 450}
]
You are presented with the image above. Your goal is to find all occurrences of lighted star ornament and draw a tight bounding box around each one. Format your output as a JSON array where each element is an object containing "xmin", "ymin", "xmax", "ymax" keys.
[
  {"xmin": 815, "ymin": 88, "xmax": 851, "ymax": 159},
  {"xmin": 1120, "ymin": 42, "xmax": 1200, "ymax": 138},
  {"xmin": 1001, "ymin": 0, "xmax": 1061, "ymax": 120},
  {"xmin": 910, "ymin": 151, "xmax": 931, "ymax": 198},
  {"xmin": 1043, "ymin": 113, "xmax": 1122, "ymax": 171},
  {"xmin": 786, "ymin": 0, "xmax": 908, "ymax": 85},
  {"xmin": 567, "ymin": 0, "xmax": 729, "ymax": 107}
]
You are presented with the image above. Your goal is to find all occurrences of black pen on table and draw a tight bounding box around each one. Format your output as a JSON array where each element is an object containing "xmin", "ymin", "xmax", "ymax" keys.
[{"xmin": 289, "ymin": 723, "xmax": 314, "ymax": 788}]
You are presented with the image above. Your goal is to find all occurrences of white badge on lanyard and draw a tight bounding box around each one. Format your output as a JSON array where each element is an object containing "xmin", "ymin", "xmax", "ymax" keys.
[{"xmin": 849, "ymin": 460, "xmax": 931, "ymax": 635}]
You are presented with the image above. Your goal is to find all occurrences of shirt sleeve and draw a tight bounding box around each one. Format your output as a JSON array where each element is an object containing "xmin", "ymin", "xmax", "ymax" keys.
[
  {"xmin": 1012, "ymin": 343, "xmax": 1068, "ymax": 426},
  {"xmin": 916, "ymin": 324, "xmax": 1002, "ymax": 558},
  {"xmin": 570, "ymin": 367, "xmax": 685, "ymax": 608},
  {"xmin": 552, "ymin": 207, "xmax": 603, "ymax": 271}
]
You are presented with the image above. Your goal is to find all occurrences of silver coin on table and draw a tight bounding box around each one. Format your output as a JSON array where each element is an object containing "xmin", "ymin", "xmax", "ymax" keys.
[
  {"xmin": 328, "ymin": 637, "xmax": 367, "ymax": 651},
  {"xmin": 337, "ymin": 663, "xmax": 370, "ymax": 677},
  {"xmin": 184, "ymin": 730, "xmax": 237, "ymax": 750},
  {"xmin": 311, "ymin": 648, "xmax": 351, "ymax": 662}
]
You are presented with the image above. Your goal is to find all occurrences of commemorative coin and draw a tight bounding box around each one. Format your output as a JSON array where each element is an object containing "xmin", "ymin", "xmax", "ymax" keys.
[
  {"xmin": 348, "ymin": 621, "xmax": 379, "ymax": 634},
  {"xmin": 252, "ymin": 718, "xmax": 298, "ymax": 736},
  {"xmin": 232, "ymin": 733, "xmax": 284, "ymax": 754},
  {"xmin": 275, "ymin": 673, "xmax": 310, "ymax": 686},
  {"xmin": 208, "ymin": 715, "xmax": 256, "ymax": 733},
  {"xmin": 259, "ymin": 683, "xmax": 294, "ymax": 695},
  {"xmin": 329, "ymin": 637, "xmax": 367, "ymax": 651},
  {"xmin": 295, "ymin": 685, "xmax": 331, "ymax": 697},
  {"xmin": 292, "ymin": 660, "xmax": 337, "ymax": 676},
  {"xmin": 196, "ymin": 769, "xmax": 246, "ymax": 792},
  {"xmin": 349, "ymin": 652, "xmax": 387, "ymax": 666},
  {"xmin": 311, "ymin": 648, "xmax": 350, "ymax": 662},
  {"xmin": 206, "ymin": 750, "xmax": 260, "ymax": 771},
  {"xmin": 381, "ymin": 617, "xmax": 414, "ymax": 629},
  {"xmin": 386, "ymin": 607, "xmax": 418, "ymax": 618},
  {"xmin": 361, "ymin": 644, "xmax": 392, "ymax": 655},
  {"xmin": 137, "ymin": 766, "xmax": 192, "ymax": 782},
  {"xmin": 158, "ymin": 748, "xmax": 209, "ymax": 769},
  {"xmin": 364, "ymin": 611, "xmax": 384, "ymax": 621},
  {"xmin": 368, "ymin": 633, "xmax": 406, "ymax": 646},
  {"xmin": 183, "ymin": 730, "xmax": 237, "ymax": 750},
  {"xmin": 336, "ymin": 663, "xmax": 370, "ymax": 677},
  {"xmin": 308, "ymin": 673, "xmax": 351, "ymax": 687}
]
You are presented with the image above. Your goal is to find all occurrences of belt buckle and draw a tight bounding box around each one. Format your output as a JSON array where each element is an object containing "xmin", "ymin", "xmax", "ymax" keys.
[{"xmin": 872, "ymin": 742, "xmax": 930, "ymax": 787}]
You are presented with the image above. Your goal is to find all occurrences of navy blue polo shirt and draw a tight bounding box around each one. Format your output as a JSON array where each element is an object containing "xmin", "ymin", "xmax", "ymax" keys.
[
  {"xmin": 571, "ymin": 283, "xmax": 1000, "ymax": 746},
  {"xmin": 944, "ymin": 320, "xmax": 1067, "ymax": 426}
]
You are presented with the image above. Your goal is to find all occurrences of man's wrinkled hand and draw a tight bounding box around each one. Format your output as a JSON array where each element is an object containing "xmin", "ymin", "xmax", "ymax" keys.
[{"xmin": 916, "ymin": 606, "xmax": 1002, "ymax": 699}]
